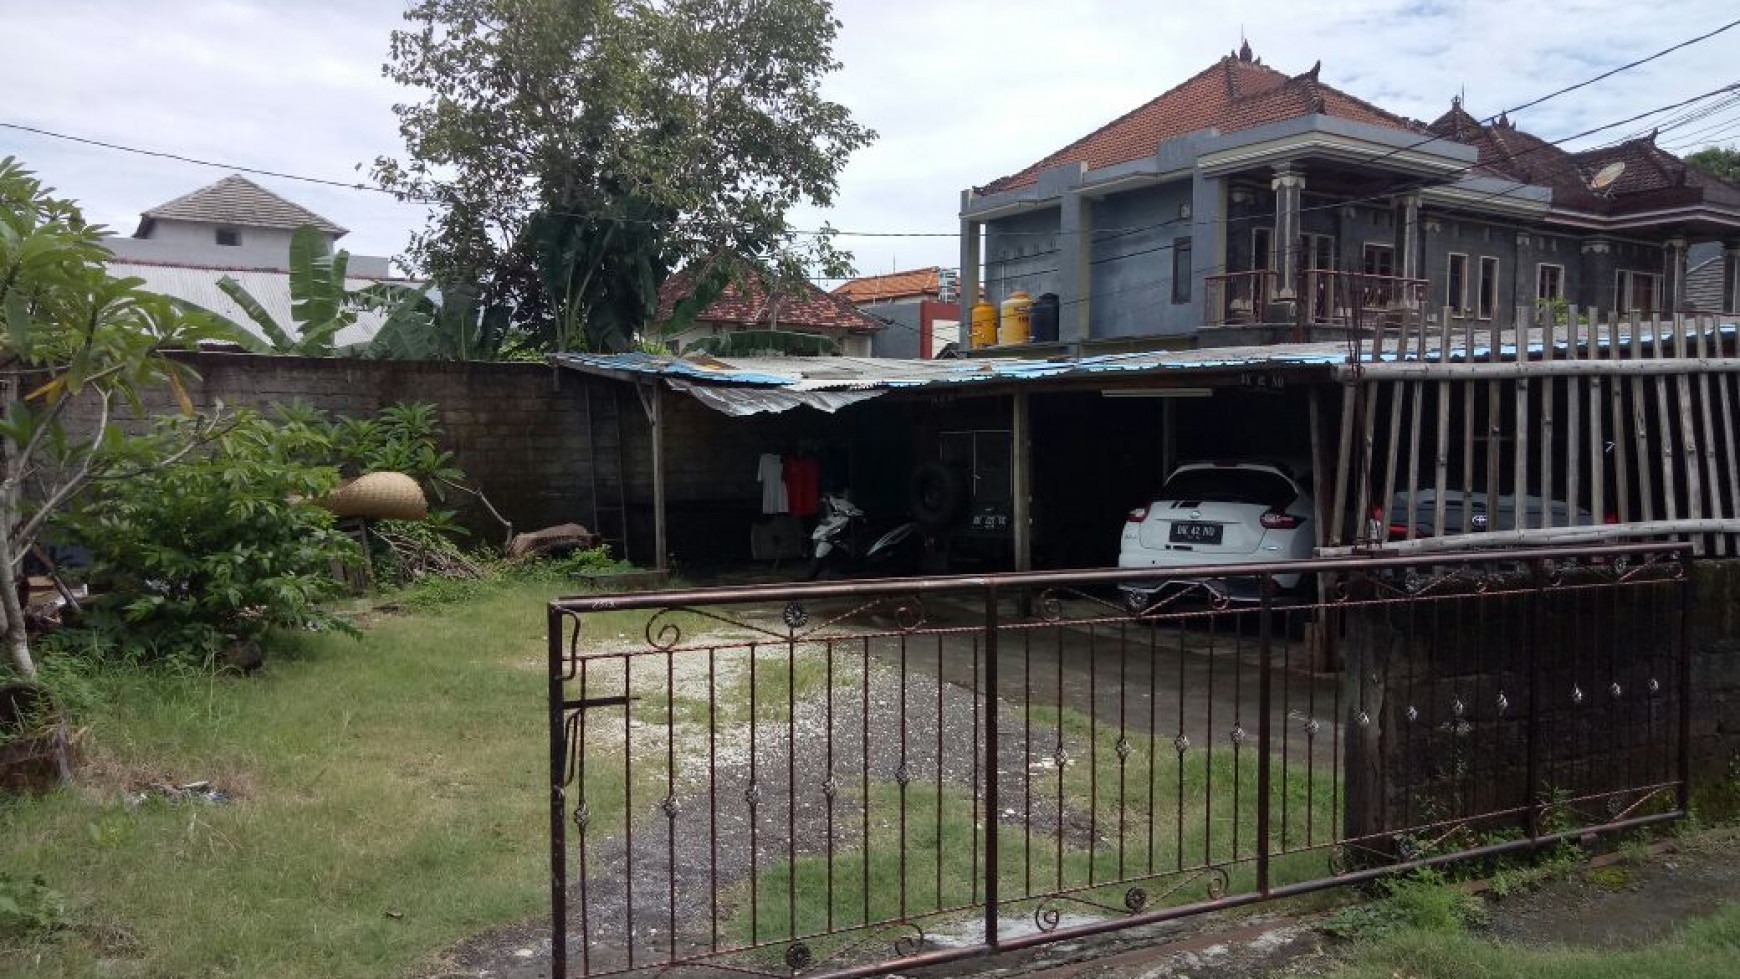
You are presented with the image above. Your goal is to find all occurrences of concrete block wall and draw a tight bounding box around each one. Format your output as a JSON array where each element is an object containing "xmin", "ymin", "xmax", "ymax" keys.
[{"xmin": 60, "ymin": 352, "xmax": 604, "ymax": 544}]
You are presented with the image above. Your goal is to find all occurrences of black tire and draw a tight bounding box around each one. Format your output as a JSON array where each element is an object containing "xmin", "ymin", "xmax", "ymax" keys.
[{"xmin": 909, "ymin": 461, "xmax": 968, "ymax": 530}]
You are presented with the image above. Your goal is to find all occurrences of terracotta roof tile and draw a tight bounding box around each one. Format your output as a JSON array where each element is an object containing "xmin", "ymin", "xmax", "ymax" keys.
[
  {"xmin": 138, "ymin": 174, "xmax": 346, "ymax": 236},
  {"xmin": 658, "ymin": 267, "xmax": 883, "ymax": 333},
  {"xmin": 979, "ymin": 52, "xmax": 1422, "ymax": 194},
  {"xmin": 831, "ymin": 267, "xmax": 942, "ymax": 304}
]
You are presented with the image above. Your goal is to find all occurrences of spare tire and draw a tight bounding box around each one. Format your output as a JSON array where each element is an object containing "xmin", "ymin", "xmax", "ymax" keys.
[{"xmin": 909, "ymin": 461, "xmax": 968, "ymax": 530}]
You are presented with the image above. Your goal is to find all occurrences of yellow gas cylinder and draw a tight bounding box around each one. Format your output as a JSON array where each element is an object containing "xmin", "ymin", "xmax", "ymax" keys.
[
  {"xmin": 970, "ymin": 298, "xmax": 998, "ymax": 348},
  {"xmin": 998, "ymin": 291, "xmax": 1033, "ymax": 345}
]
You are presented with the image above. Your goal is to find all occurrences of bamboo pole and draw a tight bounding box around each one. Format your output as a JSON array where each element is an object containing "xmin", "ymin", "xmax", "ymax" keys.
[
  {"xmin": 1403, "ymin": 319, "xmax": 1427, "ymax": 540},
  {"xmin": 1694, "ymin": 313, "xmax": 1725, "ymax": 555},
  {"xmin": 1433, "ymin": 309, "xmax": 1453, "ymax": 537},
  {"xmin": 1650, "ymin": 313, "xmax": 1679, "ymax": 524},
  {"xmin": 1316, "ymin": 516, "xmax": 1740, "ymax": 557},
  {"xmin": 1331, "ymin": 381, "xmax": 1357, "ymax": 548},
  {"xmin": 1715, "ymin": 312, "xmax": 1740, "ymax": 554},
  {"xmin": 1587, "ymin": 311, "xmax": 1605, "ymax": 529},
  {"xmin": 1672, "ymin": 314, "xmax": 1705, "ymax": 554},
  {"xmin": 1629, "ymin": 311, "xmax": 1657, "ymax": 523},
  {"xmin": 1606, "ymin": 311, "xmax": 1631, "ymax": 523},
  {"xmin": 1513, "ymin": 306, "xmax": 1532, "ymax": 529},
  {"xmin": 1486, "ymin": 318, "xmax": 1502, "ymax": 529},
  {"xmin": 1540, "ymin": 301, "xmax": 1556, "ymax": 530},
  {"xmin": 1566, "ymin": 306, "xmax": 1582, "ymax": 527},
  {"xmin": 1332, "ymin": 358, "xmax": 1740, "ymax": 380},
  {"xmin": 1461, "ymin": 314, "xmax": 1476, "ymax": 535}
]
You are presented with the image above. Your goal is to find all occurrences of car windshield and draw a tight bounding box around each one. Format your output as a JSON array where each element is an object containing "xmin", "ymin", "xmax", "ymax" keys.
[{"xmin": 1160, "ymin": 468, "xmax": 1296, "ymax": 507}]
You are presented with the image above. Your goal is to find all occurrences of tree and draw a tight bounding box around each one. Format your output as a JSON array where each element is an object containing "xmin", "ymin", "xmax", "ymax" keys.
[
  {"xmin": 371, "ymin": 0, "xmax": 874, "ymax": 353},
  {"xmin": 0, "ymin": 156, "xmax": 234, "ymax": 681},
  {"xmin": 1686, "ymin": 145, "xmax": 1740, "ymax": 184}
]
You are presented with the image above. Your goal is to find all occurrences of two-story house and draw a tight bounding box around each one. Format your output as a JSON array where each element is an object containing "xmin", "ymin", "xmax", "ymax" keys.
[{"xmin": 959, "ymin": 44, "xmax": 1740, "ymax": 351}]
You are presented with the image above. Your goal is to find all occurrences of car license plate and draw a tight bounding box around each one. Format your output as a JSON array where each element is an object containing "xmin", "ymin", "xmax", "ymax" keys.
[{"xmin": 1169, "ymin": 521, "xmax": 1222, "ymax": 545}]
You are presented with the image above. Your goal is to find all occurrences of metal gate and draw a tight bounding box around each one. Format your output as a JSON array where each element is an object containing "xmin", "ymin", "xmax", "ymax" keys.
[{"xmin": 548, "ymin": 542, "xmax": 1690, "ymax": 978}]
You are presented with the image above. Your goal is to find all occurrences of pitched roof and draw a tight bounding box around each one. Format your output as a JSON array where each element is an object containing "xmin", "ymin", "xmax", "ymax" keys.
[
  {"xmin": 979, "ymin": 45, "xmax": 1421, "ymax": 194},
  {"xmin": 832, "ymin": 267, "xmax": 943, "ymax": 304},
  {"xmin": 137, "ymin": 174, "xmax": 347, "ymax": 237},
  {"xmin": 657, "ymin": 267, "xmax": 884, "ymax": 333}
]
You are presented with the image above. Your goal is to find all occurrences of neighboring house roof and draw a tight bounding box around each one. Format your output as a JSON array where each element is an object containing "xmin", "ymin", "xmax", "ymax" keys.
[
  {"xmin": 657, "ymin": 267, "xmax": 884, "ymax": 333},
  {"xmin": 832, "ymin": 267, "xmax": 943, "ymax": 304},
  {"xmin": 979, "ymin": 43, "xmax": 1421, "ymax": 194},
  {"xmin": 1686, "ymin": 256, "xmax": 1728, "ymax": 312},
  {"xmin": 135, "ymin": 174, "xmax": 348, "ymax": 237},
  {"xmin": 109, "ymin": 259, "xmax": 418, "ymax": 348}
]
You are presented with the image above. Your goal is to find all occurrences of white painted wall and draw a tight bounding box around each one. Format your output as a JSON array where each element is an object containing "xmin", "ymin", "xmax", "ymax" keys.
[{"xmin": 103, "ymin": 219, "xmax": 392, "ymax": 277}]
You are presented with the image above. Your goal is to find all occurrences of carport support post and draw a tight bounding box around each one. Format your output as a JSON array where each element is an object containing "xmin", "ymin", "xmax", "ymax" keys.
[
  {"xmin": 1012, "ymin": 391, "xmax": 1033, "ymax": 575},
  {"xmin": 638, "ymin": 381, "xmax": 668, "ymax": 571}
]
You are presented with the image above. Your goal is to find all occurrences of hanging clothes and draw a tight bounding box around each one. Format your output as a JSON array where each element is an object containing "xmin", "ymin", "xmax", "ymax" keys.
[
  {"xmin": 757, "ymin": 453, "xmax": 789, "ymax": 515},
  {"xmin": 785, "ymin": 455, "xmax": 821, "ymax": 518}
]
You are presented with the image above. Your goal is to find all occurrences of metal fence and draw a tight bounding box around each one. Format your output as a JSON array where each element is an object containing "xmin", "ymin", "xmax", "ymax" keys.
[{"xmin": 547, "ymin": 541, "xmax": 1690, "ymax": 979}]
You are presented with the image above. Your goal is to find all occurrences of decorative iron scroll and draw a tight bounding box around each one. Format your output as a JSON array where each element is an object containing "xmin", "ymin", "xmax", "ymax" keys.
[
  {"xmin": 1030, "ymin": 865, "xmax": 1231, "ymax": 933},
  {"xmin": 641, "ymin": 594, "xmax": 931, "ymax": 651}
]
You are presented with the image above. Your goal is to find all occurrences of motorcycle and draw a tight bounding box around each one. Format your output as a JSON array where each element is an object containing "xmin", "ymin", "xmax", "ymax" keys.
[{"xmin": 806, "ymin": 493, "xmax": 922, "ymax": 580}]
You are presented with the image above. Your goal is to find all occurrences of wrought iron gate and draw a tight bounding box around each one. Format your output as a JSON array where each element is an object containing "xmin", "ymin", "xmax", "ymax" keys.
[{"xmin": 548, "ymin": 542, "xmax": 1690, "ymax": 978}]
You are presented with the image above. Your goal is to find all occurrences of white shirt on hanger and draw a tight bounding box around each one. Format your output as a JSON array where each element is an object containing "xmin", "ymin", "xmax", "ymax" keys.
[{"xmin": 757, "ymin": 453, "xmax": 789, "ymax": 514}]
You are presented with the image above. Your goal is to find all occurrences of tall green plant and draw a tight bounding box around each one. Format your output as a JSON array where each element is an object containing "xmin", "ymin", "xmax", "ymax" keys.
[{"xmin": 0, "ymin": 156, "xmax": 236, "ymax": 682}]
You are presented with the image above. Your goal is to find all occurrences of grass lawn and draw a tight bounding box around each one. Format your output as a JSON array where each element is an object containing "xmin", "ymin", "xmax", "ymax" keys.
[{"xmin": 0, "ymin": 579, "xmax": 644, "ymax": 979}]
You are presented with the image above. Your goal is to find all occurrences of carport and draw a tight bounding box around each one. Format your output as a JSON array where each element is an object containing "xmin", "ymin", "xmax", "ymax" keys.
[{"xmin": 549, "ymin": 347, "xmax": 1344, "ymax": 576}]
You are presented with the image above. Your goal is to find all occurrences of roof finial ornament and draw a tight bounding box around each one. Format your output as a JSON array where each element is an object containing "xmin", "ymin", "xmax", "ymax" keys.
[
  {"xmin": 1497, "ymin": 110, "xmax": 1509, "ymax": 128},
  {"xmin": 1648, "ymin": 127, "xmax": 1659, "ymax": 144},
  {"xmin": 1238, "ymin": 38, "xmax": 1253, "ymax": 62},
  {"xmin": 1306, "ymin": 59, "xmax": 1321, "ymax": 80}
]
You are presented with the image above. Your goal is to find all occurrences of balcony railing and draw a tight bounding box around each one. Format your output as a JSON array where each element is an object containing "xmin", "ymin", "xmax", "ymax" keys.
[{"xmin": 1206, "ymin": 269, "xmax": 1428, "ymax": 330}]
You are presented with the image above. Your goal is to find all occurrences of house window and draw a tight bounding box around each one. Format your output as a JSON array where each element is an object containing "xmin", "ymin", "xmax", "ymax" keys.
[
  {"xmin": 1447, "ymin": 253, "xmax": 1469, "ymax": 314},
  {"xmin": 1171, "ymin": 237, "xmax": 1193, "ymax": 304},
  {"xmin": 215, "ymin": 227, "xmax": 241, "ymax": 246},
  {"xmin": 1536, "ymin": 263, "xmax": 1565, "ymax": 302},
  {"xmin": 1363, "ymin": 243, "xmax": 1395, "ymax": 278},
  {"xmin": 1616, "ymin": 270, "xmax": 1662, "ymax": 313},
  {"xmin": 1477, "ymin": 256, "xmax": 1500, "ymax": 320},
  {"xmin": 1304, "ymin": 234, "xmax": 1336, "ymax": 272},
  {"xmin": 1252, "ymin": 227, "xmax": 1273, "ymax": 272}
]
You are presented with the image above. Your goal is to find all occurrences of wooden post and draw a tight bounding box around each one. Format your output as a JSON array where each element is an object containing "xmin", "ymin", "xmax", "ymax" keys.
[
  {"xmin": 1714, "ymin": 312, "xmax": 1740, "ymax": 554},
  {"xmin": 1540, "ymin": 302, "xmax": 1557, "ymax": 529},
  {"xmin": 1012, "ymin": 391, "xmax": 1033, "ymax": 573},
  {"xmin": 1403, "ymin": 318, "xmax": 1427, "ymax": 539},
  {"xmin": 1485, "ymin": 318, "xmax": 1502, "ymax": 527},
  {"xmin": 1629, "ymin": 312, "xmax": 1657, "ymax": 523},
  {"xmin": 1565, "ymin": 306, "xmax": 1582, "ymax": 526},
  {"xmin": 1433, "ymin": 309, "xmax": 1453, "ymax": 537},
  {"xmin": 1331, "ymin": 381, "xmax": 1358, "ymax": 548},
  {"xmin": 1587, "ymin": 311, "xmax": 1606, "ymax": 530},
  {"xmin": 1462, "ymin": 313, "xmax": 1476, "ymax": 534},
  {"xmin": 648, "ymin": 382, "xmax": 668, "ymax": 571}
]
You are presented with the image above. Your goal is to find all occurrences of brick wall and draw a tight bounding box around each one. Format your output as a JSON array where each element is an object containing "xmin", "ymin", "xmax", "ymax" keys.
[{"xmin": 61, "ymin": 352, "xmax": 607, "ymax": 543}]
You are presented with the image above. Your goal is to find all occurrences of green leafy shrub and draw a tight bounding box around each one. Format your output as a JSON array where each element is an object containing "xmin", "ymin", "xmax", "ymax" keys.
[
  {"xmin": 59, "ymin": 412, "xmax": 361, "ymax": 664},
  {"xmin": 1325, "ymin": 868, "xmax": 1486, "ymax": 940},
  {"xmin": 511, "ymin": 546, "xmax": 632, "ymax": 582}
]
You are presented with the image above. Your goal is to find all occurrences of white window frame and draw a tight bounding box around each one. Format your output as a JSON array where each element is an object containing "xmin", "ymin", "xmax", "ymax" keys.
[
  {"xmin": 1362, "ymin": 242, "xmax": 1396, "ymax": 277},
  {"xmin": 1615, "ymin": 269, "xmax": 1664, "ymax": 313},
  {"xmin": 1477, "ymin": 256, "xmax": 1500, "ymax": 321},
  {"xmin": 1536, "ymin": 262, "xmax": 1565, "ymax": 302},
  {"xmin": 1447, "ymin": 252, "xmax": 1470, "ymax": 315}
]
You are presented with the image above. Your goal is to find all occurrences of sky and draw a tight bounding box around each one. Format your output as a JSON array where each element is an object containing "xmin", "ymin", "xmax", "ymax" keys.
[{"xmin": 2, "ymin": 0, "xmax": 1737, "ymax": 280}]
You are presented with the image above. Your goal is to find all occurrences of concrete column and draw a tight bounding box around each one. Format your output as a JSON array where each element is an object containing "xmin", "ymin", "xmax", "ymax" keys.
[
  {"xmin": 1272, "ymin": 165, "xmax": 1306, "ymax": 299},
  {"xmin": 1058, "ymin": 191, "xmax": 1092, "ymax": 343},
  {"xmin": 959, "ymin": 190, "xmax": 982, "ymax": 311},
  {"xmin": 1665, "ymin": 236, "xmax": 1688, "ymax": 312},
  {"xmin": 1398, "ymin": 193, "xmax": 1421, "ymax": 282}
]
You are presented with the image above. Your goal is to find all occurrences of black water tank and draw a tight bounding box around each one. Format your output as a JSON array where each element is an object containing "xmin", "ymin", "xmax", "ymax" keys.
[{"xmin": 1030, "ymin": 292, "xmax": 1060, "ymax": 343}]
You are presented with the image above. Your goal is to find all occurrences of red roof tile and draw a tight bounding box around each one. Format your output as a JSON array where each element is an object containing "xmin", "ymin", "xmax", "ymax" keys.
[
  {"xmin": 979, "ymin": 48, "xmax": 1422, "ymax": 194},
  {"xmin": 831, "ymin": 267, "xmax": 942, "ymax": 304},
  {"xmin": 657, "ymin": 267, "xmax": 883, "ymax": 333}
]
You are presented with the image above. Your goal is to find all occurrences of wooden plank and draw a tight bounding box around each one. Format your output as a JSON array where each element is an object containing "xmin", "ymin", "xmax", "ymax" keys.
[
  {"xmin": 1630, "ymin": 311, "xmax": 1657, "ymax": 523},
  {"xmin": 1354, "ymin": 380, "xmax": 1380, "ymax": 546},
  {"xmin": 1486, "ymin": 318, "xmax": 1502, "ymax": 529},
  {"xmin": 1606, "ymin": 311, "xmax": 1631, "ymax": 523},
  {"xmin": 1405, "ymin": 376, "xmax": 1425, "ymax": 540},
  {"xmin": 1541, "ymin": 302, "xmax": 1556, "ymax": 530},
  {"xmin": 1461, "ymin": 313, "xmax": 1476, "ymax": 534},
  {"xmin": 1716, "ymin": 314, "xmax": 1740, "ymax": 554},
  {"xmin": 1379, "ymin": 379, "xmax": 1406, "ymax": 544},
  {"xmin": 1672, "ymin": 314, "xmax": 1705, "ymax": 555},
  {"xmin": 1433, "ymin": 308, "xmax": 1453, "ymax": 537},
  {"xmin": 1330, "ymin": 381, "xmax": 1357, "ymax": 548},
  {"xmin": 1514, "ymin": 375, "xmax": 1531, "ymax": 529}
]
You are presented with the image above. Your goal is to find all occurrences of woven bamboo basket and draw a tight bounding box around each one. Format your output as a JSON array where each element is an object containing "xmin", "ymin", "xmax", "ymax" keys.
[{"xmin": 321, "ymin": 472, "xmax": 429, "ymax": 521}]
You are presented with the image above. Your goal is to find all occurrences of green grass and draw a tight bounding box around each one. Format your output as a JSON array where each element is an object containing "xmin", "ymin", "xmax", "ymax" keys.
[
  {"xmin": 1326, "ymin": 893, "xmax": 1740, "ymax": 979},
  {"xmin": 0, "ymin": 579, "xmax": 666, "ymax": 979}
]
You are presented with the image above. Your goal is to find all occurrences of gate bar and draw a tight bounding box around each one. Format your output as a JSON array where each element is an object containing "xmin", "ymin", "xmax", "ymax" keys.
[{"xmin": 983, "ymin": 583, "xmax": 1001, "ymax": 947}]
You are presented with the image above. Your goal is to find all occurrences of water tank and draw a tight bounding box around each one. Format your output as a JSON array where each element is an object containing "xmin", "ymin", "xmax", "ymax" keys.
[
  {"xmin": 1029, "ymin": 293, "xmax": 1060, "ymax": 343},
  {"xmin": 998, "ymin": 291, "xmax": 1033, "ymax": 346},
  {"xmin": 970, "ymin": 298, "xmax": 998, "ymax": 349}
]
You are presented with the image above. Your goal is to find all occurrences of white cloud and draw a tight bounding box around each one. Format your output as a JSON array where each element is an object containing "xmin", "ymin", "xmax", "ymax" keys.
[{"xmin": 2, "ymin": 1, "xmax": 1734, "ymax": 279}]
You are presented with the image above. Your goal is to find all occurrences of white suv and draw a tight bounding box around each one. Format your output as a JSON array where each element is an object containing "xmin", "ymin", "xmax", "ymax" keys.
[{"xmin": 1117, "ymin": 461, "xmax": 1316, "ymax": 606}]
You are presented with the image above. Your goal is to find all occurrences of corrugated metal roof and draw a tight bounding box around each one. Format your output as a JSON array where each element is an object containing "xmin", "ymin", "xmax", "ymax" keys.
[
  {"xmin": 554, "ymin": 320, "xmax": 1740, "ymax": 397},
  {"xmin": 111, "ymin": 261, "xmax": 419, "ymax": 348}
]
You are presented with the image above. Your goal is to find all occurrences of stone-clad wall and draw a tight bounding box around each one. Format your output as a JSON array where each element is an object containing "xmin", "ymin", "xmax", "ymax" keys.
[{"xmin": 61, "ymin": 352, "xmax": 605, "ymax": 543}]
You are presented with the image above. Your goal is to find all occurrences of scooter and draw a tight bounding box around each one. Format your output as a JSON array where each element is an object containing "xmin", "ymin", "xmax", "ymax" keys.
[{"xmin": 806, "ymin": 493, "xmax": 922, "ymax": 580}]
